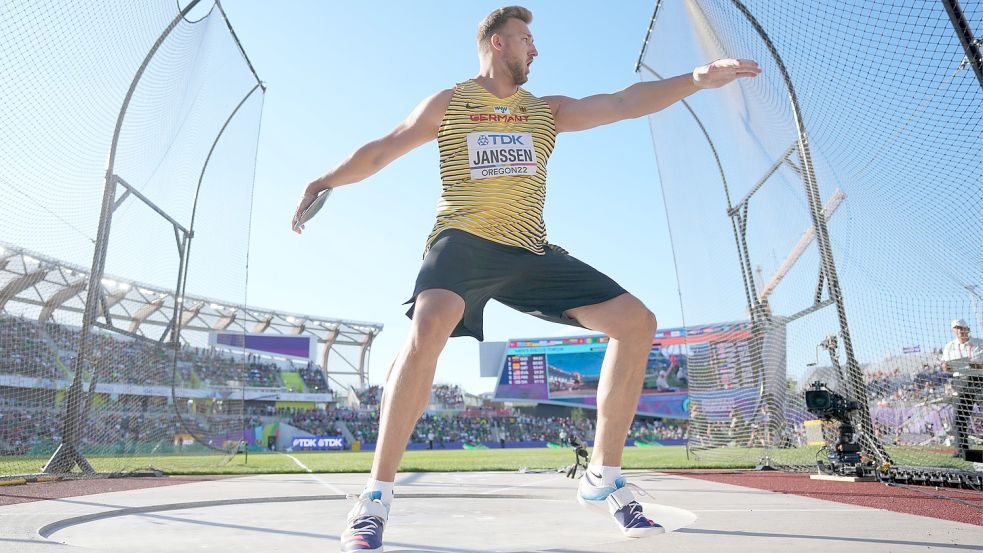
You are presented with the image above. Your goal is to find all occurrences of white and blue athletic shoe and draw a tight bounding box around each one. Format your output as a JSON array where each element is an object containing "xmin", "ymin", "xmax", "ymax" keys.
[
  {"xmin": 577, "ymin": 475, "xmax": 665, "ymax": 538},
  {"xmin": 340, "ymin": 491, "xmax": 389, "ymax": 553}
]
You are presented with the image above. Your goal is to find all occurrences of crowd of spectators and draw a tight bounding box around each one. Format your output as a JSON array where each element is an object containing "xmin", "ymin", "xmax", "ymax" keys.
[
  {"xmin": 686, "ymin": 358, "xmax": 974, "ymax": 450},
  {"xmin": 629, "ymin": 419, "xmax": 688, "ymax": 442},
  {"xmin": 431, "ymin": 384, "xmax": 464, "ymax": 408},
  {"xmin": 356, "ymin": 385, "xmax": 382, "ymax": 407},
  {"xmin": 8, "ymin": 315, "xmax": 977, "ymax": 456},
  {"xmin": 0, "ymin": 315, "xmax": 339, "ymax": 392},
  {"xmin": 180, "ymin": 348, "xmax": 282, "ymax": 388},
  {"xmin": 0, "ymin": 393, "xmax": 61, "ymax": 456},
  {"xmin": 344, "ymin": 411, "xmax": 382, "ymax": 445},
  {"xmin": 1, "ymin": 398, "xmax": 689, "ymax": 455},
  {"xmin": 863, "ymin": 360, "xmax": 977, "ymax": 446},
  {"xmin": 866, "ymin": 363, "xmax": 953, "ymax": 406},
  {"xmin": 289, "ymin": 407, "xmax": 344, "ymax": 436},
  {"xmin": 298, "ymin": 362, "xmax": 330, "ymax": 392},
  {"xmin": 0, "ymin": 394, "xmax": 262, "ymax": 456},
  {"xmin": 0, "ymin": 316, "xmax": 67, "ymax": 380},
  {"xmin": 283, "ymin": 399, "xmax": 688, "ymax": 448}
]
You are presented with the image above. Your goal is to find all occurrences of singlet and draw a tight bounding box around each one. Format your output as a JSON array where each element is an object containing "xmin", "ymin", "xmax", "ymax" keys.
[{"xmin": 424, "ymin": 79, "xmax": 557, "ymax": 255}]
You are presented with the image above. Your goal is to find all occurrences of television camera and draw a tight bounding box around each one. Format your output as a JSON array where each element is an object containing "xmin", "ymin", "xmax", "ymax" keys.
[{"xmin": 805, "ymin": 381, "xmax": 869, "ymax": 476}]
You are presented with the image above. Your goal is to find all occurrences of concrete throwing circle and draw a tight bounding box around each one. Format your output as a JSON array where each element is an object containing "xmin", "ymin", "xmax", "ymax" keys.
[{"xmin": 43, "ymin": 494, "xmax": 697, "ymax": 552}]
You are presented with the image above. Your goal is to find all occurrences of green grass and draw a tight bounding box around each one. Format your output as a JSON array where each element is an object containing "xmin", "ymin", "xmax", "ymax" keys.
[
  {"xmin": 0, "ymin": 446, "xmax": 755, "ymax": 477},
  {"xmin": 5, "ymin": 445, "xmax": 971, "ymax": 478},
  {"xmin": 193, "ymin": 446, "xmax": 756, "ymax": 474},
  {"xmin": 279, "ymin": 371, "xmax": 307, "ymax": 393}
]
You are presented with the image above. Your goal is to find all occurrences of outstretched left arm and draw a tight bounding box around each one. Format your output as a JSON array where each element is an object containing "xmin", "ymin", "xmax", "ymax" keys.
[{"xmin": 545, "ymin": 59, "xmax": 761, "ymax": 133}]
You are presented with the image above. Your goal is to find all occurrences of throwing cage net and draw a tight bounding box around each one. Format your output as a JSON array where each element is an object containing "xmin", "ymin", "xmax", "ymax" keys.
[
  {"xmin": 0, "ymin": 0, "xmax": 265, "ymax": 477},
  {"xmin": 637, "ymin": 0, "xmax": 981, "ymax": 477}
]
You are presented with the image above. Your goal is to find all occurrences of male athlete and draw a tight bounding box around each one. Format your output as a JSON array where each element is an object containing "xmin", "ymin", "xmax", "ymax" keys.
[{"xmin": 291, "ymin": 6, "xmax": 760, "ymax": 552}]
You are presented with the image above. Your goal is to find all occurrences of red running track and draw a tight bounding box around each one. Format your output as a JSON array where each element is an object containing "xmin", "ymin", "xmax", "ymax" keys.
[{"xmin": 665, "ymin": 470, "xmax": 982, "ymax": 526}]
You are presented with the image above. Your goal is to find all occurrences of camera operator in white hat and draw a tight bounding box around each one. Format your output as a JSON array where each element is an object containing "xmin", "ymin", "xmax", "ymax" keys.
[
  {"xmin": 941, "ymin": 319, "xmax": 982, "ymax": 458},
  {"xmin": 941, "ymin": 319, "xmax": 983, "ymax": 368}
]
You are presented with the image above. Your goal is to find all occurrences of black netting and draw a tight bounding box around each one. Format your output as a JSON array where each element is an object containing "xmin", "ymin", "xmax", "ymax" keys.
[
  {"xmin": 639, "ymin": 0, "xmax": 981, "ymax": 474},
  {"xmin": 0, "ymin": 0, "xmax": 265, "ymax": 477}
]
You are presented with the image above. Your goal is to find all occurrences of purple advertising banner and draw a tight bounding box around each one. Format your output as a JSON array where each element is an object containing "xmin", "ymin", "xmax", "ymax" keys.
[{"xmin": 211, "ymin": 332, "xmax": 314, "ymax": 360}]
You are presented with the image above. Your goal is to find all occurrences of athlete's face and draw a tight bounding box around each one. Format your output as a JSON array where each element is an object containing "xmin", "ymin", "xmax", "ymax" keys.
[{"xmin": 497, "ymin": 19, "xmax": 537, "ymax": 85}]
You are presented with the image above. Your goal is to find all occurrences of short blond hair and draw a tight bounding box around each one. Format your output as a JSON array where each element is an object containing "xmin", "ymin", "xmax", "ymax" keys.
[{"xmin": 477, "ymin": 6, "xmax": 532, "ymax": 52}]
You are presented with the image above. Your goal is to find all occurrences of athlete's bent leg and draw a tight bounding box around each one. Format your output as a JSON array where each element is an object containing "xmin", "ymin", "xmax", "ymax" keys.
[
  {"xmin": 566, "ymin": 293, "xmax": 656, "ymax": 466},
  {"xmin": 565, "ymin": 293, "xmax": 663, "ymax": 538},
  {"xmin": 341, "ymin": 289, "xmax": 464, "ymax": 553},
  {"xmin": 371, "ymin": 288, "xmax": 465, "ymax": 481}
]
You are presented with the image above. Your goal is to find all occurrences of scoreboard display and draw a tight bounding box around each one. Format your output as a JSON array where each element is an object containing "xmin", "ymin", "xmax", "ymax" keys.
[
  {"xmin": 502, "ymin": 353, "xmax": 547, "ymax": 386},
  {"xmin": 493, "ymin": 322, "xmax": 755, "ymax": 419}
]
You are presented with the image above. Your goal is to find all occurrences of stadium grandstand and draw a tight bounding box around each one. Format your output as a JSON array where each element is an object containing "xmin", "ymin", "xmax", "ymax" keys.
[
  {"xmin": 0, "ymin": 240, "xmax": 382, "ymax": 474},
  {"xmin": 6, "ymin": 240, "xmax": 964, "ymax": 471},
  {"xmin": 1, "ymin": 239, "xmax": 690, "ymax": 462}
]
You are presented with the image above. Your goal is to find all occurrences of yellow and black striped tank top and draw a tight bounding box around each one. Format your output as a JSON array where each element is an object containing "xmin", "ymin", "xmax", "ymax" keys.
[{"xmin": 425, "ymin": 79, "xmax": 557, "ymax": 255}]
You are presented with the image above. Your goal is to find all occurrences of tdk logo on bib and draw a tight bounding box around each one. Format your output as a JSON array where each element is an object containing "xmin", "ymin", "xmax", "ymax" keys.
[
  {"xmin": 467, "ymin": 132, "xmax": 537, "ymax": 180},
  {"xmin": 477, "ymin": 134, "xmax": 524, "ymax": 146}
]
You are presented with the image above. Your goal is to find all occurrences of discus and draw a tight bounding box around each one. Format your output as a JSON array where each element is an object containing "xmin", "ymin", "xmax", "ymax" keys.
[{"xmin": 297, "ymin": 188, "xmax": 332, "ymax": 227}]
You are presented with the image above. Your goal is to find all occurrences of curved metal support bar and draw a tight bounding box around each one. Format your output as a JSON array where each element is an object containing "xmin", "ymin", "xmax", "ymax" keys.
[
  {"xmin": 639, "ymin": 61, "xmax": 760, "ymax": 317},
  {"xmin": 0, "ymin": 269, "xmax": 48, "ymax": 310},
  {"xmin": 321, "ymin": 328, "xmax": 340, "ymax": 377},
  {"xmin": 357, "ymin": 333, "xmax": 378, "ymax": 390},
  {"xmin": 39, "ymin": 279, "xmax": 87, "ymax": 321},
  {"xmin": 634, "ymin": 0, "xmax": 665, "ymax": 73},
  {"xmin": 82, "ymin": 0, "xmax": 204, "ymax": 337},
  {"xmin": 165, "ymin": 81, "xmax": 265, "ymax": 450},
  {"xmin": 941, "ymin": 0, "xmax": 983, "ymax": 89},
  {"xmin": 47, "ymin": 0, "xmax": 206, "ymax": 475},
  {"xmin": 170, "ymin": 82, "xmax": 264, "ymax": 345},
  {"xmin": 216, "ymin": 0, "xmax": 266, "ymax": 90}
]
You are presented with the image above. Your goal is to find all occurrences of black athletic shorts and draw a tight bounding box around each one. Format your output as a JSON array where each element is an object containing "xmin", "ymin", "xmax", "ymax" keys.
[{"xmin": 404, "ymin": 229, "xmax": 627, "ymax": 341}]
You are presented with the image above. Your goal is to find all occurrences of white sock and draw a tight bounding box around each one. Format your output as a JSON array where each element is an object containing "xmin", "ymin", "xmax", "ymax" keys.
[
  {"xmin": 363, "ymin": 478, "xmax": 394, "ymax": 505},
  {"xmin": 586, "ymin": 464, "xmax": 621, "ymax": 487}
]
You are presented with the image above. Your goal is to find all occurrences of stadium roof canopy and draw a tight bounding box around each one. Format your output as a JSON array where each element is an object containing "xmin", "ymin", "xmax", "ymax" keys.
[{"xmin": 0, "ymin": 241, "xmax": 382, "ymax": 388}]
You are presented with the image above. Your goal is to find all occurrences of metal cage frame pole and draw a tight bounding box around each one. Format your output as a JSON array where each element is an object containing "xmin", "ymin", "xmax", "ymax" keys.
[
  {"xmin": 357, "ymin": 333, "xmax": 377, "ymax": 390},
  {"xmin": 941, "ymin": 0, "xmax": 983, "ymax": 89},
  {"xmin": 634, "ymin": 0, "xmax": 664, "ymax": 73},
  {"xmin": 43, "ymin": 0, "xmax": 205, "ymax": 475},
  {"xmin": 728, "ymin": 0, "xmax": 890, "ymax": 465}
]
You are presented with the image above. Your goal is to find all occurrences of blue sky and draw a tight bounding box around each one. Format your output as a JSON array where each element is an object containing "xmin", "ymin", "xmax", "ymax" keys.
[
  {"xmin": 635, "ymin": 0, "xmax": 982, "ymax": 388},
  {"xmin": 217, "ymin": 0, "xmax": 981, "ymax": 397},
  {"xmin": 3, "ymin": 0, "xmax": 976, "ymax": 398},
  {"xmin": 220, "ymin": 1, "xmax": 687, "ymax": 395}
]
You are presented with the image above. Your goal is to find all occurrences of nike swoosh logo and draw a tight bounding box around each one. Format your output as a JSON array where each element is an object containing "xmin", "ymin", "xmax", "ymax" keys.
[{"xmin": 465, "ymin": 102, "xmax": 482, "ymax": 110}]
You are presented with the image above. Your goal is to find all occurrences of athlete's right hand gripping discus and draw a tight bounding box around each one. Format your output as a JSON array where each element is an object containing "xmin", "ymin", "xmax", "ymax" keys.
[{"xmin": 296, "ymin": 188, "xmax": 332, "ymax": 228}]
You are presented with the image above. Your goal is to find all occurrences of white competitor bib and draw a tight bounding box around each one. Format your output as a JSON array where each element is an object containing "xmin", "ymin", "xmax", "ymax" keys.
[{"xmin": 467, "ymin": 132, "xmax": 538, "ymax": 180}]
